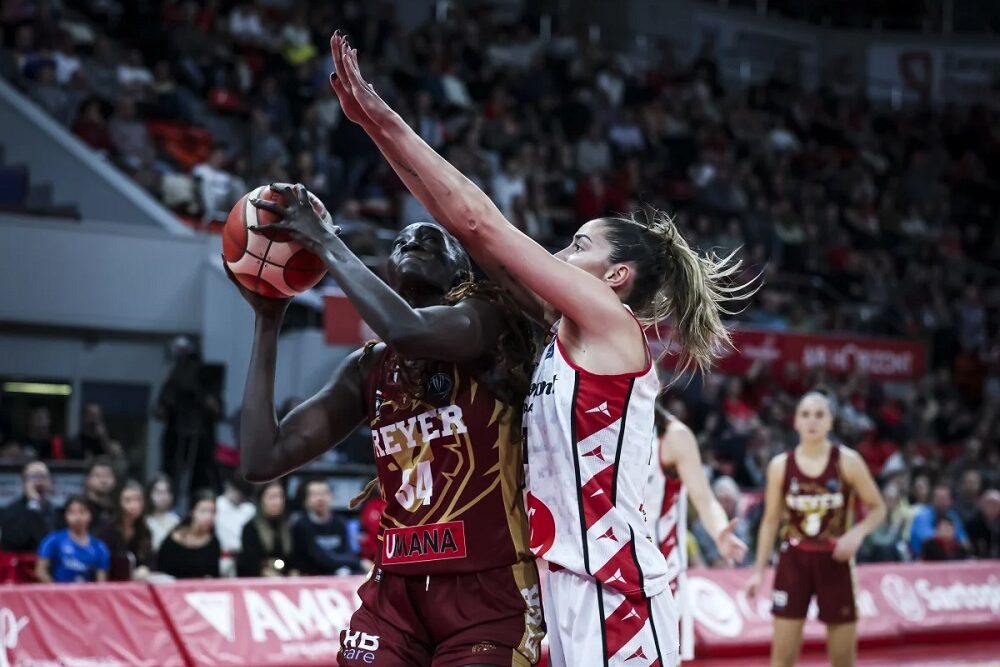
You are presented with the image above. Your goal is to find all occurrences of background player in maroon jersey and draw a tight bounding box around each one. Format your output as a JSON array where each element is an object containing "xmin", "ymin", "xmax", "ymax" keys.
[
  {"xmin": 746, "ymin": 392, "xmax": 886, "ymax": 667},
  {"xmin": 230, "ymin": 182, "xmax": 541, "ymax": 666}
]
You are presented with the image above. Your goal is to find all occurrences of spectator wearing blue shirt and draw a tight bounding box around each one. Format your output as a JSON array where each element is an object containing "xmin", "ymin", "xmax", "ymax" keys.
[
  {"xmin": 909, "ymin": 483, "xmax": 969, "ymax": 557},
  {"xmin": 36, "ymin": 496, "xmax": 110, "ymax": 583}
]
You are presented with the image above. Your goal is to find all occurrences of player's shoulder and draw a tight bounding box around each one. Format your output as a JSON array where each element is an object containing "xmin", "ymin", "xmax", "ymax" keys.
[
  {"xmin": 665, "ymin": 417, "xmax": 694, "ymax": 438},
  {"xmin": 351, "ymin": 341, "xmax": 388, "ymax": 377},
  {"xmin": 836, "ymin": 444, "xmax": 866, "ymax": 472},
  {"xmin": 768, "ymin": 452, "xmax": 788, "ymax": 475}
]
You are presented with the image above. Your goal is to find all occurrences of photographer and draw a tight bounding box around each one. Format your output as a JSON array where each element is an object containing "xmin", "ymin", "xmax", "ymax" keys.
[{"xmin": 155, "ymin": 336, "xmax": 222, "ymax": 509}]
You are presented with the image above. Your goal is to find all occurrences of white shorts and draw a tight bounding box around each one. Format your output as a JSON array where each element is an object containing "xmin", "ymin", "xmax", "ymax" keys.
[{"xmin": 544, "ymin": 568, "xmax": 679, "ymax": 667}]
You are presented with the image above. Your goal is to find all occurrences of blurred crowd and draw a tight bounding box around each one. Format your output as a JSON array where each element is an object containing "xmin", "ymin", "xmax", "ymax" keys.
[
  {"xmin": 0, "ymin": 458, "xmax": 384, "ymax": 583},
  {"xmin": 0, "ymin": 0, "xmax": 998, "ymax": 572}
]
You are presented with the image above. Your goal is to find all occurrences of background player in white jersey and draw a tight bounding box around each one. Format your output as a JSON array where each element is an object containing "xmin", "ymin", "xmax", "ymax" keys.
[
  {"xmin": 322, "ymin": 38, "xmax": 755, "ymax": 667},
  {"xmin": 647, "ymin": 405, "xmax": 748, "ymax": 661}
]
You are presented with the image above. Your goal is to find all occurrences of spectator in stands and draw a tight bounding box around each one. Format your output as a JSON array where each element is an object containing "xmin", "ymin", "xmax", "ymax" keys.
[
  {"xmin": 69, "ymin": 403, "xmax": 124, "ymax": 461},
  {"xmin": 237, "ymin": 481, "xmax": 295, "ymax": 577},
  {"xmin": 95, "ymin": 480, "xmax": 153, "ymax": 581},
  {"xmin": 920, "ymin": 515, "xmax": 970, "ymax": 561},
  {"xmin": 81, "ymin": 456, "xmax": 117, "ymax": 531},
  {"xmin": 72, "ymin": 98, "xmax": 112, "ymax": 154},
  {"xmin": 291, "ymin": 478, "xmax": 361, "ymax": 575},
  {"xmin": 157, "ymin": 489, "xmax": 220, "ymax": 579},
  {"xmin": 215, "ymin": 475, "xmax": 255, "ymax": 560},
  {"xmin": 0, "ymin": 461, "xmax": 56, "ymax": 553},
  {"xmin": 909, "ymin": 482, "xmax": 970, "ymax": 557},
  {"xmin": 192, "ymin": 143, "xmax": 238, "ymax": 221},
  {"xmin": 145, "ymin": 474, "xmax": 180, "ymax": 551},
  {"xmin": 20, "ymin": 406, "xmax": 63, "ymax": 460},
  {"xmin": 108, "ymin": 96, "xmax": 156, "ymax": 170},
  {"xmin": 954, "ymin": 469, "xmax": 984, "ymax": 528},
  {"xmin": 116, "ymin": 49, "xmax": 153, "ymax": 97},
  {"xmin": 36, "ymin": 495, "xmax": 110, "ymax": 583},
  {"xmin": 967, "ymin": 489, "xmax": 1000, "ymax": 559},
  {"xmin": 692, "ymin": 476, "xmax": 751, "ymax": 566},
  {"xmin": 859, "ymin": 481, "xmax": 909, "ymax": 562},
  {"xmin": 247, "ymin": 108, "xmax": 290, "ymax": 177}
]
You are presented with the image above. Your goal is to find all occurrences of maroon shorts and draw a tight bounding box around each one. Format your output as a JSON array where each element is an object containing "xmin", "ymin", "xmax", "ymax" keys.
[
  {"xmin": 338, "ymin": 561, "xmax": 544, "ymax": 667},
  {"xmin": 771, "ymin": 544, "xmax": 857, "ymax": 624}
]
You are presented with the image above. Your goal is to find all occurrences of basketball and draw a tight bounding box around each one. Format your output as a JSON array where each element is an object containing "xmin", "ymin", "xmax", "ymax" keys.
[{"xmin": 222, "ymin": 185, "xmax": 330, "ymax": 299}]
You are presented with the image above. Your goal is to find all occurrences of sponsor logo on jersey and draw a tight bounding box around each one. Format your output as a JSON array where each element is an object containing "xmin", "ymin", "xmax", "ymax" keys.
[
  {"xmin": 543, "ymin": 342, "xmax": 555, "ymax": 360},
  {"xmin": 789, "ymin": 477, "xmax": 800, "ymax": 494},
  {"xmin": 826, "ymin": 478, "xmax": 841, "ymax": 493},
  {"xmin": 382, "ymin": 521, "xmax": 467, "ymax": 565},
  {"xmin": 527, "ymin": 374, "xmax": 558, "ymax": 397},
  {"xmin": 426, "ymin": 372, "xmax": 453, "ymax": 401},
  {"xmin": 371, "ymin": 404, "xmax": 468, "ymax": 459},
  {"xmin": 341, "ymin": 630, "xmax": 380, "ymax": 663},
  {"xmin": 785, "ymin": 492, "xmax": 845, "ymax": 512}
]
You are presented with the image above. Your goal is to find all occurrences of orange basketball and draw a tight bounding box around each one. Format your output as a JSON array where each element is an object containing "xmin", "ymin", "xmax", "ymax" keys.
[{"xmin": 222, "ymin": 186, "xmax": 330, "ymax": 299}]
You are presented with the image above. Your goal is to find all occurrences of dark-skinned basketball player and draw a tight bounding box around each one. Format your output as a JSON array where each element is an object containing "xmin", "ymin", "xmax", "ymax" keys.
[{"xmin": 228, "ymin": 182, "xmax": 543, "ymax": 667}]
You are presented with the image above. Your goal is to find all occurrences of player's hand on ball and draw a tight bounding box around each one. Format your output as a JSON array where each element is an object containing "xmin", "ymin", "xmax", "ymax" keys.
[
  {"xmin": 715, "ymin": 518, "xmax": 749, "ymax": 565},
  {"xmin": 222, "ymin": 258, "xmax": 291, "ymax": 318},
  {"xmin": 329, "ymin": 31, "xmax": 394, "ymax": 128},
  {"xmin": 832, "ymin": 529, "xmax": 863, "ymax": 562},
  {"xmin": 249, "ymin": 183, "xmax": 340, "ymax": 256}
]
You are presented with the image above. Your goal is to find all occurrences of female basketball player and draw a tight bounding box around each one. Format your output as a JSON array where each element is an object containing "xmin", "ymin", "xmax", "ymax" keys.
[
  {"xmin": 326, "ymin": 33, "xmax": 753, "ymax": 666},
  {"xmin": 745, "ymin": 392, "xmax": 885, "ymax": 667},
  {"xmin": 231, "ymin": 189, "xmax": 543, "ymax": 666},
  {"xmin": 647, "ymin": 406, "xmax": 749, "ymax": 661}
]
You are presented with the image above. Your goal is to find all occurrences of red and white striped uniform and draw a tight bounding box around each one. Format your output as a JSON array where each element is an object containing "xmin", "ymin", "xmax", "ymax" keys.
[
  {"xmin": 525, "ymin": 321, "xmax": 678, "ymax": 667},
  {"xmin": 646, "ymin": 425, "xmax": 694, "ymax": 661}
]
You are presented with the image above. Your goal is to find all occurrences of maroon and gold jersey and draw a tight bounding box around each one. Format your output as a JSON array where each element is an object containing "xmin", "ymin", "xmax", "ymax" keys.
[
  {"xmin": 781, "ymin": 444, "xmax": 855, "ymax": 551},
  {"xmin": 362, "ymin": 347, "xmax": 532, "ymax": 575}
]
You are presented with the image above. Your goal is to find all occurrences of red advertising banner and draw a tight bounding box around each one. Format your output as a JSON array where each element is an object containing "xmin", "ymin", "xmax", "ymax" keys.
[
  {"xmin": 657, "ymin": 327, "xmax": 926, "ymax": 381},
  {"xmin": 688, "ymin": 561, "xmax": 1000, "ymax": 657},
  {"xmin": 151, "ymin": 577, "xmax": 364, "ymax": 667},
  {"xmin": 0, "ymin": 583, "xmax": 186, "ymax": 667}
]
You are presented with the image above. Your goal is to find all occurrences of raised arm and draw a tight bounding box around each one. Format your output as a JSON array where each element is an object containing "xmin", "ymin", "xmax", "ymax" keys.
[
  {"xmin": 226, "ymin": 270, "xmax": 368, "ymax": 482},
  {"xmin": 328, "ymin": 34, "xmax": 633, "ymax": 337},
  {"xmin": 248, "ymin": 183, "xmax": 507, "ymax": 362}
]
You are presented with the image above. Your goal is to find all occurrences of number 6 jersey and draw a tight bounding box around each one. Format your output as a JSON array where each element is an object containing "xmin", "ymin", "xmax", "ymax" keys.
[{"xmin": 362, "ymin": 346, "xmax": 533, "ymax": 575}]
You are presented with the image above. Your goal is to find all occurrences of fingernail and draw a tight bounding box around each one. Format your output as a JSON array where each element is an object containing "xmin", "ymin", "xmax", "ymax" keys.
[{"xmin": 330, "ymin": 72, "xmax": 338, "ymax": 82}]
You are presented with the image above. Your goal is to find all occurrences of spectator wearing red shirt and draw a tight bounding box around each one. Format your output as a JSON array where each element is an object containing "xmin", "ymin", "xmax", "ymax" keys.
[{"xmin": 73, "ymin": 99, "xmax": 112, "ymax": 153}]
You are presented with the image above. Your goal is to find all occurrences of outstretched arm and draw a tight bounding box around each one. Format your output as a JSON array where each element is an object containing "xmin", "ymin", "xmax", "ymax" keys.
[
  {"xmin": 250, "ymin": 183, "xmax": 505, "ymax": 362},
  {"xmin": 328, "ymin": 34, "xmax": 632, "ymax": 337}
]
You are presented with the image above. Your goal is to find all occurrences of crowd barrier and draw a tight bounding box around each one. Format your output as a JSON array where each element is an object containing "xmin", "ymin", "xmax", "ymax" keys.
[{"xmin": 0, "ymin": 562, "xmax": 996, "ymax": 666}]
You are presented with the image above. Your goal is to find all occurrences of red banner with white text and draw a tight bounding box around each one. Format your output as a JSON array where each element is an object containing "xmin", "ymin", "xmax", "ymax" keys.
[
  {"xmin": 151, "ymin": 577, "xmax": 363, "ymax": 667},
  {"xmin": 0, "ymin": 583, "xmax": 186, "ymax": 667},
  {"xmin": 657, "ymin": 327, "xmax": 927, "ymax": 381},
  {"xmin": 688, "ymin": 561, "xmax": 1000, "ymax": 657}
]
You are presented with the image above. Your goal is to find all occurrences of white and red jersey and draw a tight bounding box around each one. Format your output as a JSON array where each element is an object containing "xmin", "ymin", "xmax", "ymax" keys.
[{"xmin": 524, "ymin": 322, "xmax": 670, "ymax": 600}]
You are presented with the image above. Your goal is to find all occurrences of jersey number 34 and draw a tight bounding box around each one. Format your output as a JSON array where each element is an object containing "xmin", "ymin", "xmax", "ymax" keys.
[{"xmin": 396, "ymin": 461, "xmax": 434, "ymax": 511}]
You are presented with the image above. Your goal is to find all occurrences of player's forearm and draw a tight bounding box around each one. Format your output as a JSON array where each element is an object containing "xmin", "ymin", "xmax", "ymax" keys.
[
  {"xmin": 379, "ymin": 115, "xmax": 510, "ymax": 244},
  {"xmin": 853, "ymin": 500, "xmax": 887, "ymax": 538},
  {"xmin": 753, "ymin": 518, "xmax": 779, "ymax": 572},
  {"xmin": 700, "ymin": 499, "xmax": 732, "ymax": 544},
  {"xmin": 239, "ymin": 315, "xmax": 284, "ymax": 480},
  {"xmin": 319, "ymin": 234, "xmax": 436, "ymax": 347}
]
